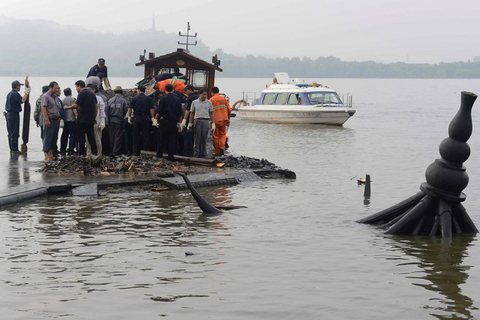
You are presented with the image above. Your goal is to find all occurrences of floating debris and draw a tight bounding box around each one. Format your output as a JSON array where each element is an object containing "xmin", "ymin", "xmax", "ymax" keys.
[
  {"xmin": 218, "ymin": 155, "xmax": 278, "ymax": 170},
  {"xmin": 40, "ymin": 154, "xmax": 293, "ymax": 178}
]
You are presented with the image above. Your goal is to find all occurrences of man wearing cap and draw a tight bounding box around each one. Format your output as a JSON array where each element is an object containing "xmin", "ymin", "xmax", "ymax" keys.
[
  {"xmin": 107, "ymin": 86, "xmax": 128, "ymax": 155},
  {"xmin": 87, "ymin": 58, "xmax": 112, "ymax": 90},
  {"xmin": 128, "ymin": 85, "xmax": 155, "ymax": 156},
  {"xmin": 5, "ymin": 80, "xmax": 31, "ymax": 154},
  {"xmin": 155, "ymin": 83, "xmax": 183, "ymax": 161},
  {"xmin": 181, "ymin": 84, "xmax": 198, "ymax": 157},
  {"xmin": 60, "ymin": 88, "xmax": 77, "ymax": 155}
]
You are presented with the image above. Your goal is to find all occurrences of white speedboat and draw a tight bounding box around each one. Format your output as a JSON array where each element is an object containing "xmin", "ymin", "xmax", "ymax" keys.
[{"xmin": 234, "ymin": 73, "xmax": 355, "ymax": 125}]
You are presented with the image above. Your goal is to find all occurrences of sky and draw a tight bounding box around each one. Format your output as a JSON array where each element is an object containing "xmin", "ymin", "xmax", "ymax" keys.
[{"xmin": 2, "ymin": 0, "xmax": 480, "ymax": 64}]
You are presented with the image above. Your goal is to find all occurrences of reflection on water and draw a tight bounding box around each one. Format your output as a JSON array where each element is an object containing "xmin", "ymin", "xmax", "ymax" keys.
[
  {"xmin": 388, "ymin": 235, "xmax": 477, "ymax": 319},
  {"xmin": 1, "ymin": 189, "xmax": 232, "ymax": 317},
  {"xmin": 7, "ymin": 154, "xmax": 32, "ymax": 188}
]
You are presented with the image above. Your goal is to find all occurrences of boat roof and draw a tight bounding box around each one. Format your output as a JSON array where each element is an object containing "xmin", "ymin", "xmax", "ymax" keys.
[{"xmin": 263, "ymin": 83, "xmax": 337, "ymax": 93}]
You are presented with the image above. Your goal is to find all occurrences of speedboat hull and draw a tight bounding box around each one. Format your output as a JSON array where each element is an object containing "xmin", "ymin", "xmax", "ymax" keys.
[{"xmin": 237, "ymin": 106, "xmax": 356, "ymax": 125}]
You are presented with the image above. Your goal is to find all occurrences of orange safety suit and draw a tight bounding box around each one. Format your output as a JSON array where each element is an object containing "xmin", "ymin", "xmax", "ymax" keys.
[
  {"xmin": 210, "ymin": 93, "xmax": 231, "ymax": 155},
  {"xmin": 156, "ymin": 78, "xmax": 185, "ymax": 94}
]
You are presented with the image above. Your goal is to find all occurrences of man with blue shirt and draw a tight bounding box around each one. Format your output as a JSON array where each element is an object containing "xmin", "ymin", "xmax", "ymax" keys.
[{"xmin": 4, "ymin": 79, "xmax": 31, "ymax": 155}]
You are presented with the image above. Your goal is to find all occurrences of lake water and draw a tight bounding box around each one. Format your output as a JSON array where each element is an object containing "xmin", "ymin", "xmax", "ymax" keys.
[{"xmin": 1, "ymin": 77, "xmax": 480, "ymax": 319}]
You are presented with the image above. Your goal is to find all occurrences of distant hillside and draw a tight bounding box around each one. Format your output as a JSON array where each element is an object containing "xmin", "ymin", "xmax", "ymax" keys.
[
  {"xmin": 2, "ymin": 17, "xmax": 480, "ymax": 79},
  {"xmin": 0, "ymin": 17, "xmax": 214, "ymax": 77}
]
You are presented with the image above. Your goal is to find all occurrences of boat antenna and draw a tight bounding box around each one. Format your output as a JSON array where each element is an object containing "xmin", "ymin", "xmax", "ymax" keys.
[{"xmin": 178, "ymin": 22, "xmax": 197, "ymax": 53}]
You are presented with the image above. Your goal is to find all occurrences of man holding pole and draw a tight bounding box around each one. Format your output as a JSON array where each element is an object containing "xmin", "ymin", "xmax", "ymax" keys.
[{"xmin": 4, "ymin": 78, "xmax": 31, "ymax": 155}]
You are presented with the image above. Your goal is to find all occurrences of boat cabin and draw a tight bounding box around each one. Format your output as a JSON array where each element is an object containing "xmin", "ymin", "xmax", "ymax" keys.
[
  {"xmin": 135, "ymin": 48, "xmax": 222, "ymax": 95},
  {"xmin": 256, "ymin": 72, "xmax": 351, "ymax": 107},
  {"xmin": 258, "ymin": 86, "xmax": 344, "ymax": 106}
]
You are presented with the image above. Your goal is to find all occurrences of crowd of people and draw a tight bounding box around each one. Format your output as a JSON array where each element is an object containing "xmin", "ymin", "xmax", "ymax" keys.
[{"xmin": 4, "ymin": 58, "xmax": 232, "ymax": 164}]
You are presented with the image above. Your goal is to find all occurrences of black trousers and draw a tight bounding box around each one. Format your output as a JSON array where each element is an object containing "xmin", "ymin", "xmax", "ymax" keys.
[
  {"xmin": 109, "ymin": 122, "xmax": 124, "ymax": 155},
  {"xmin": 132, "ymin": 118, "xmax": 151, "ymax": 156},
  {"xmin": 102, "ymin": 124, "xmax": 110, "ymax": 155},
  {"xmin": 60, "ymin": 121, "xmax": 76, "ymax": 152},
  {"xmin": 157, "ymin": 119, "xmax": 178, "ymax": 160},
  {"xmin": 6, "ymin": 111, "xmax": 20, "ymax": 152},
  {"xmin": 183, "ymin": 128, "xmax": 194, "ymax": 157},
  {"xmin": 76, "ymin": 122, "xmax": 97, "ymax": 156}
]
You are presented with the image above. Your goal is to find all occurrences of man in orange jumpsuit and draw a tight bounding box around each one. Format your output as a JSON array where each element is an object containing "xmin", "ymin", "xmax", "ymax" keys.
[{"xmin": 209, "ymin": 86, "xmax": 231, "ymax": 156}]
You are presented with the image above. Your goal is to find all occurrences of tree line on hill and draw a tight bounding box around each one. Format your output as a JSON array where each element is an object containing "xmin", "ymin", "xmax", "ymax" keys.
[
  {"xmin": 1, "ymin": 17, "xmax": 480, "ymax": 79},
  {"xmin": 216, "ymin": 50, "xmax": 480, "ymax": 78}
]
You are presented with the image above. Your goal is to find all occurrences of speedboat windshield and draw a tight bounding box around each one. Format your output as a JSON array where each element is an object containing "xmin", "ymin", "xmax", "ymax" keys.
[{"xmin": 307, "ymin": 92, "xmax": 342, "ymax": 105}]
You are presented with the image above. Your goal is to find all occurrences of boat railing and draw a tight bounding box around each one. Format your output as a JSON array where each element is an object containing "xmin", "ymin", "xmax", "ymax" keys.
[
  {"xmin": 340, "ymin": 93, "xmax": 353, "ymax": 107},
  {"xmin": 241, "ymin": 91, "xmax": 261, "ymax": 106}
]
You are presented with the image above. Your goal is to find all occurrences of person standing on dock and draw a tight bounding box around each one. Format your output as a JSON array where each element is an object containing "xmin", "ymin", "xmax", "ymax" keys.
[
  {"xmin": 40, "ymin": 81, "xmax": 61, "ymax": 163},
  {"xmin": 209, "ymin": 86, "xmax": 231, "ymax": 156},
  {"xmin": 5, "ymin": 80, "xmax": 31, "ymax": 155},
  {"xmin": 181, "ymin": 84, "xmax": 198, "ymax": 157},
  {"xmin": 86, "ymin": 58, "xmax": 112, "ymax": 90},
  {"xmin": 128, "ymin": 85, "xmax": 154, "ymax": 156},
  {"xmin": 60, "ymin": 88, "xmax": 77, "ymax": 155},
  {"xmin": 72, "ymin": 80, "xmax": 98, "ymax": 157},
  {"xmin": 86, "ymin": 84, "xmax": 106, "ymax": 156},
  {"xmin": 107, "ymin": 86, "xmax": 128, "ymax": 156},
  {"xmin": 97, "ymin": 87, "xmax": 110, "ymax": 155},
  {"xmin": 154, "ymin": 83, "xmax": 183, "ymax": 161},
  {"xmin": 188, "ymin": 89, "xmax": 214, "ymax": 158},
  {"xmin": 34, "ymin": 85, "xmax": 50, "ymax": 139}
]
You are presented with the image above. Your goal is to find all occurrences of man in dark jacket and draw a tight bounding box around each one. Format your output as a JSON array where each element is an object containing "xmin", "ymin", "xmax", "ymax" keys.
[
  {"xmin": 86, "ymin": 58, "xmax": 111, "ymax": 90},
  {"xmin": 128, "ymin": 85, "xmax": 154, "ymax": 156},
  {"xmin": 107, "ymin": 86, "xmax": 128, "ymax": 155},
  {"xmin": 155, "ymin": 84, "xmax": 183, "ymax": 161},
  {"xmin": 72, "ymin": 80, "xmax": 98, "ymax": 156},
  {"xmin": 181, "ymin": 84, "xmax": 198, "ymax": 157}
]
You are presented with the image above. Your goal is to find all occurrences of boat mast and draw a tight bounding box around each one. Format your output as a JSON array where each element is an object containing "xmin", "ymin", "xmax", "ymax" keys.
[{"xmin": 178, "ymin": 22, "xmax": 197, "ymax": 53}]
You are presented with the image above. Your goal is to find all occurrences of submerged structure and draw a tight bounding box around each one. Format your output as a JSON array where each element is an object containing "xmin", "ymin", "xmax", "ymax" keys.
[{"xmin": 358, "ymin": 91, "xmax": 478, "ymax": 237}]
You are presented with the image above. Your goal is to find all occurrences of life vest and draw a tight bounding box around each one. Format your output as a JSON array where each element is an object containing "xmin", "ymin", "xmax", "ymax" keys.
[{"xmin": 156, "ymin": 78, "xmax": 186, "ymax": 93}]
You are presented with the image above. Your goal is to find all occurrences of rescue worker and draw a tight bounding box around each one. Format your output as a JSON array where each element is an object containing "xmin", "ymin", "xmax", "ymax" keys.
[
  {"xmin": 107, "ymin": 86, "xmax": 128, "ymax": 155},
  {"xmin": 209, "ymin": 86, "xmax": 231, "ymax": 156},
  {"xmin": 180, "ymin": 84, "xmax": 198, "ymax": 157},
  {"xmin": 128, "ymin": 85, "xmax": 155, "ymax": 156},
  {"xmin": 154, "ymin": 83, "xmax": 183, "ymax": 161}
]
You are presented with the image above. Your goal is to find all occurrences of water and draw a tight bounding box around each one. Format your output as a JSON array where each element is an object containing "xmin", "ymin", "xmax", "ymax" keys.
[{"xmin": 1, "ymin": 77, "xmax": 480, "ymax": 319}]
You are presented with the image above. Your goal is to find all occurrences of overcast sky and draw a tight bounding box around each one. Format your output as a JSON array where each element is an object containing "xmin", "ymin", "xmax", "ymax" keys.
[{"xmin": 2, "ymin": 0, "xmax": 480, "ymax": 63}]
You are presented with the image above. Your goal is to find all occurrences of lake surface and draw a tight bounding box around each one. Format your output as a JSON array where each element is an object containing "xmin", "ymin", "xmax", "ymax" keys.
[{"xmin": 1, "ymin": 77, "xmax": 480, "ymax": 319}]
